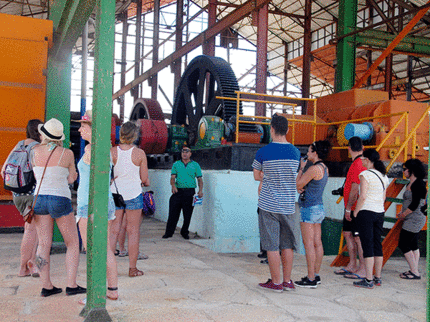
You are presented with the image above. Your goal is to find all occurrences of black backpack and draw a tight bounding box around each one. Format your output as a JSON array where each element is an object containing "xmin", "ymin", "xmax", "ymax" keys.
[{"xmin": 3, "ymin": 140, "xmax": 38, "ymax": 193}]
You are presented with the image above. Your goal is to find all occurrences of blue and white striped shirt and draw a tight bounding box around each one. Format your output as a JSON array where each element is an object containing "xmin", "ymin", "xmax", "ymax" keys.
[{"xmin": 252, "ymin": 142, "xmax": 300, "ymax": 215}]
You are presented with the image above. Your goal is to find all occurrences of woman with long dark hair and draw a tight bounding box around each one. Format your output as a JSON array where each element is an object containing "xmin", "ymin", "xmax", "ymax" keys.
[
  {"xmin": 1, "ymin": 119, "xmax": 43, "ymax": 277},
  {"xmin": 353, "ymin": 149, "xmax": 389, "ymax": 289},
  {"xmin": 397, "ymin": 158, "xmax": 427, "ymax": 280},
  {"xmin": 295, "ymin": 140, "xmax": 331, "ymax": 288}
]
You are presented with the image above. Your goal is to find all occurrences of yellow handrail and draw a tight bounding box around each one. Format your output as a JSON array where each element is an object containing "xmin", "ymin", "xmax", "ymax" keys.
[{"xmin": 221, "ymin": 92, "xmax": 429, "ymax": 163}]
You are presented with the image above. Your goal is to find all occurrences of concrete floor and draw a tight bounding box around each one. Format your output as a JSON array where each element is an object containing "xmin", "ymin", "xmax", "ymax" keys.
[{"xmin": 0, "ymin": 217, "xmax": 426, "ymax": 322}]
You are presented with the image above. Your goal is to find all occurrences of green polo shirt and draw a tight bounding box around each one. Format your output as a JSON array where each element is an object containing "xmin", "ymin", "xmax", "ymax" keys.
[{"xmin": 171, "ymin": 160, "xmax": 202, "ymax": 188}]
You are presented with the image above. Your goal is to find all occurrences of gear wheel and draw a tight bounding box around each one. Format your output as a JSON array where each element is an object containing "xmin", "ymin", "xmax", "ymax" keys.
[{"xmin": 171, "ymin": 55, "xmax": 251, "ymax": 145}]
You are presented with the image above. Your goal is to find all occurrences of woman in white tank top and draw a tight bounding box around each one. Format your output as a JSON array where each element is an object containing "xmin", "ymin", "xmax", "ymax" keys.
[
  {"xmin": 31, "ymin": 118, "xmax": 85, "ymax": 297},
  {"xmin": 110, "ymin": 122, "xmax": 149, "ymax": 278}
]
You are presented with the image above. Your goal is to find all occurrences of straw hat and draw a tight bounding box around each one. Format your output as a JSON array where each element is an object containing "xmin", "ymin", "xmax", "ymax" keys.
[
  {"xmin": 74, "ymin": 110, "xmax": 93, "ymax": 124},
  {"xmin": 38, "ymin": 118, "xmax": 65, "ymax": 141}
]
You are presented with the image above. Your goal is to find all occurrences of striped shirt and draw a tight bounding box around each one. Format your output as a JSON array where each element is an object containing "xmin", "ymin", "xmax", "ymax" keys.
[{"xmin": 252, "ymin": 142, "xmax": 300, "ymax": 215}]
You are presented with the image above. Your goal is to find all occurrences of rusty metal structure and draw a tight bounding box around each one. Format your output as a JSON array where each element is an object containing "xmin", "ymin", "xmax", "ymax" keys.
[{"xmin": 2, "ymin": 0, "xmax": 430, "ymax": 109}]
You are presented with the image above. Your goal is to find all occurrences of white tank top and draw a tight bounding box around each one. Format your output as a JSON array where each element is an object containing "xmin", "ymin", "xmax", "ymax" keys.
[
  {"xmin": 111, "ymin": 146, "xmax": 142, "ymax": 201},
  {"xmin": 33, "ymin": 149, "xmax": 71, "ymax": 199}
]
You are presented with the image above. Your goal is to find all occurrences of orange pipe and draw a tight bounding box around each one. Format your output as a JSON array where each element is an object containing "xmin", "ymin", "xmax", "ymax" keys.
[{"xmin": 353, "ymin": 0, "xmax": 430, "ymax": 89}]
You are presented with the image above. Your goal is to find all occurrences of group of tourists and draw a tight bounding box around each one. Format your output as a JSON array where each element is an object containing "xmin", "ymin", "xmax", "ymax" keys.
[
  {"xmin": 2, "ymin": 112, "xmax": 426, "ymax": 300},
  {"xmin": 253, "ymin": 114, "xmax": 427, "ymax": 292}
]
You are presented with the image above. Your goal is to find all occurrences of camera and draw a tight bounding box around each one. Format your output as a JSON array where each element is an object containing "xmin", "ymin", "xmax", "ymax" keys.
[
  {"xmin": 299, "ymin": 191, "xmax": 306, "ymax": 201},
  {"xmin": 331, "ymin": 187, "xmax": 344, "ymax": 196}
]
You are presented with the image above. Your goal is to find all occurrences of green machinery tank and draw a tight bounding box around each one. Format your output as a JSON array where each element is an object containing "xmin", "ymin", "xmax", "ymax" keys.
[
  {"xmin": 166, "ymin": 124, "xmax": 188, "ymax": 153},
  {"xmin": 195, "ymin": 115, "xmax": 225, "ymax": 149}
]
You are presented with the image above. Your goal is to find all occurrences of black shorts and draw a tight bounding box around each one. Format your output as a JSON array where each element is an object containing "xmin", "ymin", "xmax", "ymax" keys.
[{"xmin": 342, "ymin": 211, "xmax": 359, "ymax": 237}]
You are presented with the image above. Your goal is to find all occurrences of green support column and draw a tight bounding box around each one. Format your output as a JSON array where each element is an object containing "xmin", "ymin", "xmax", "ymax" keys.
[
  {"xmin": 46, "ymin": 51, "xmax": 72, "ymax": 244},
  {"xmin": 80, "ymin": 0, "xmax": 116, "ymax": 320},
  {"xmin": 335, "ymin": 0, "xmax": 357, "ymax": 92}
]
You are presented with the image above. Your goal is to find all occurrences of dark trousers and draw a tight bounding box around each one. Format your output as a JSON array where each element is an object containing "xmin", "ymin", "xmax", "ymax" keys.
[{"xmin": 165, "ymin": 188, "xmax": 195, "ymax": 236}]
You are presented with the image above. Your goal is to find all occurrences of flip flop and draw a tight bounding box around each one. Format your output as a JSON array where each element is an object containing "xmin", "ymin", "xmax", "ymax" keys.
[
  {"xmin": 137, "ymin": 253, "xmax": 149, "ymax": 260},
  {"xmin": 400, "ymin": 270, "xmax": 421, "ymax": 280},
  {"xmin": 343, "ymin": 273, "xmax": 365, "ymax": 279},
  {"xmin": 334, "ymin": 268, "xmax": 352, "ymax": 276},
  {"xmin": 18, "ymin": 273, "xmax": 31, "ymax": 277}
]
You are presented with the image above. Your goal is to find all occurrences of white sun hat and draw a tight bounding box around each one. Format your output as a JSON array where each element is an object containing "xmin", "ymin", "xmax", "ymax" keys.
[{"xmin": 38, "ymin": 118, "xmax": 65, "ymax": 141}]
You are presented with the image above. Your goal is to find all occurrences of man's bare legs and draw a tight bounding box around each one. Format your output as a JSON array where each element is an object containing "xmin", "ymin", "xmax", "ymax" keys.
[
  {"xmin": 267, "ymin": 248, "xmax": 294, "ymax": 284},
  {"xmin": 281, "ymin": 248, "xmax": 294, "ymax": 283},
  {"xmin": 343, "ymin": 231, "xmax": 358, "ymax": 272}
]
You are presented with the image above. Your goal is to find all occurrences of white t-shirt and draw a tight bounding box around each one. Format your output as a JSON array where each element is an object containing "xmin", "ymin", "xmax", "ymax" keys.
[{"xmin": 359, "ymin": 169, "xmax": 389, "ymax": 213}]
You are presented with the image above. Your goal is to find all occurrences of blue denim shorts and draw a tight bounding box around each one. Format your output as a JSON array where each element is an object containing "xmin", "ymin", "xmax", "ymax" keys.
[
  {"xmin": 33, "ymin": 195, "xmax": 73, "ymax": 219},
  {"xmin": 77, "ymin": 197, "xmax": 116, "ymax": 221},
  {"xmin": 115, "ymin": 193, "xmax": 143, "ymax": 211},
  {"xmin": 300, "ymin": 204, "xmax": 325, "ymax": 224}
]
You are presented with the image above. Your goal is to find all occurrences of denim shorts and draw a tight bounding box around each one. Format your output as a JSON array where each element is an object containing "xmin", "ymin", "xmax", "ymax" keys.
[
  {"xmin": 300, "ymin": 204, "xmax": 325, "ymax": 224},
  {"xmin": 115, "ymin": 193, "xmax": 143, "ymax": 211},
  {"xmin": 77, "ymin": 197, "xmax": 116, "ymax": 221},
  {"xmin": 33, "ymin": 195, "xmax": 73, "ymax": 219}
]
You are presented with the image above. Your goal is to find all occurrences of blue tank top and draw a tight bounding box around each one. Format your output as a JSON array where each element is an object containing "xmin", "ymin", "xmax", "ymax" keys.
[
  {"xmin": 77, "ymin": 158, "xmax": 90, "ymax": 208},
  {"xmin": 299, "ymin": 162, "xmax": 328, "ymax": 208},
  {"xmin": 77, "ymin": 158, "xmax": 114, "ymax": 208}
]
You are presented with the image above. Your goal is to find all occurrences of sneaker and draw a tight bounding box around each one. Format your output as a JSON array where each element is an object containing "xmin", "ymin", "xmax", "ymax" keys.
[
  {"xmin": 315, "ymin": 275, "xmax": 321, "ymax": 285},
  {"xmin": 353, "ymin": 278, "xmax": 374, "ymax": 289},
  {"xmin": 258, "ymin": 279, "xmax": 283, "ymax": 293},
  {"xmin": 373, "ymin": 277, "xmax": 382, "ymax": 286},
  {"xmin": 282, "ymin": 280, "xmax": 296, "ymax": 291},
  {"xmin": 294, "ymin": 276, "xmax": 317, "ymax": 289},
  {"xmin": 66, "ymin": 285, "xmax": 87, "ymax": 296}
]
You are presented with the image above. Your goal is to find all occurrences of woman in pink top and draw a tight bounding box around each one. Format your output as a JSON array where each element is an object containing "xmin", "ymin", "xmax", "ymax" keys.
[{"xmin": 110, "ymin": 122, "xmax": 149, "ymax": 277}]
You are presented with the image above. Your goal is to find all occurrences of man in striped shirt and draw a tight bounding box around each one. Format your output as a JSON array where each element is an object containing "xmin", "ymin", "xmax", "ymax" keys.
[{"xmin": 252, "ymin": 114, "xmax": 300, "ymax": 292}]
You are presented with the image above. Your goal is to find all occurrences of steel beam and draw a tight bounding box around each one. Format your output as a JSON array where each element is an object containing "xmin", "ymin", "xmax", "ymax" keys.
[
  {"xmin": 50, "ymin": 0, "xmax": 96, "ymax": 62},
  {"xmin": 355, "ymin": 29, "xmax": 430, "ymax": 56},
  {"xmin": 302, "ymin": 0, "xmax": 311, "ymax": 104},
  {"xmin": 203, "ymin": 0, "xmax": 216, "ymax": 56},
  {"xmin": 151, "ymin": 0, "xmax": 160, "ymax": 100},
  {"xmin": 134, "ymin": 0, "xmax": 142, "ymax": 101},
  {"xmin": 120, "ymin": 13, "xmax": 128, "ymax": 122},
  {"xmin": 353, "ymin": 0, "xmax": 430, "ymax": 89},
  {"xmin": 80, "ymin": 0, "xmax": 115, "ymax": 319},
  {"xmin": 335, "ymin": 0, "xmax": 358, "ymax": 92},
  {"xmin": 112, "ymin": 0, "xmax": 271, "ymax": 100},
  {"xmin": 173, "ymin": 0, "xmax": 184, "ymax": 91},
  {"xmin": 255, "ymin": 3, "xmax": 268, "ymax": 116}
]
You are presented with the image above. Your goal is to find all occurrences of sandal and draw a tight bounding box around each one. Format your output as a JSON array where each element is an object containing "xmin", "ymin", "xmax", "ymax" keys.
[
  {"xmin": 400, "ymin": 270, "xmax": 421, "ymax": 280},
  {"xmin": 137, "ymin": 253, "xmax": 149, "ymax": 260},
  {"xmin": 27, "ymin": 260, "xmax": 40, "ymax": 278},
  {"xmin": 129, "ymin": 267, "xmax": 144, "ymax": 277},
  {"xmin": 118, "ymin": 250, "xmax": 128, "ymax": 257},
  {"xmin": 106, "ymin": 287, "xmax": 119, "ymax": 300}
]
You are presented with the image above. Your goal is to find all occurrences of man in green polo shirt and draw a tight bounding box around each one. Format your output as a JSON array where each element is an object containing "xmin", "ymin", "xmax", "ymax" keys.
[{"xmin": 162, "ymin": 145, "xmax": 203, "ymax": 239}]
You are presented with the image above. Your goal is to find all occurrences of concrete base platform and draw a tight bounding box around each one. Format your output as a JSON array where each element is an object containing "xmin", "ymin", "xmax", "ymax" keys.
[{"xmin": 0, "ymin": 217, "xmax": 426, "ymax": 321}]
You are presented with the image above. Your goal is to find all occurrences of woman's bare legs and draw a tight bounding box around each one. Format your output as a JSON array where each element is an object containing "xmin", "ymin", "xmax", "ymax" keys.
[
  {"xmin": 125, "ymin": 209, "xmax": 142, "ymax": 270},
  {"xmin": 313, "ymin": 223, "xmax": 324, "ymax": 276},
  {"xmin": 19, "ymin": 221, "xmax": 38, "ymax": 276},
  {"xmin": 106, "ymin": 221, "xmax": 118, "ymax": 300},
  {"xmin": 34, "ymin": 215, "xmax": 54, "ymax": 289},
  {"xmin": 118, "ymin": 216, "xmax": 127, "ymax": 253},
  {"xmin": 109, "ymin": 209, "xmax": 125, "ymax": 253},
  {"xmin": 301, "ymin": 222, "xmax": 317, "ymax": 280},
  {"xmin": 78, "ymin": 218, "xmax": 88, "ymax": 252},
  {"xmin": 55, "ymin": 212, "xmax": 80, "ymax": 288}
]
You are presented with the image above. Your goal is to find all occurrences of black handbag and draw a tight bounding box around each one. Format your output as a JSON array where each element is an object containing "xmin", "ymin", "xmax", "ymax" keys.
[{"xmin": 111, "ymin": 167, "xmax": 126, "ymax": 208}]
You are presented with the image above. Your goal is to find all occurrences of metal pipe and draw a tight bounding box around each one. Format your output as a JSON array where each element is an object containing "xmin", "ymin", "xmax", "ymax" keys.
[{"xmin": 80, "ymin": 21, "xmax": 88, "ymax": 158}]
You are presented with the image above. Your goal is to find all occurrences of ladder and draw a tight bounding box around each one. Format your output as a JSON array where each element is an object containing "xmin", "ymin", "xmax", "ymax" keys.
[{"xmin": 330, "ymin": 178, "xmax": 407, "ymax": 268}]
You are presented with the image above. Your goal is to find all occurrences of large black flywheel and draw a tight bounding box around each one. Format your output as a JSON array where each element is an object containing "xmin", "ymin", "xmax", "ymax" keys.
[{"xmin": 172, "ymin": 55, "xmax": 248, "ymax": 145}]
